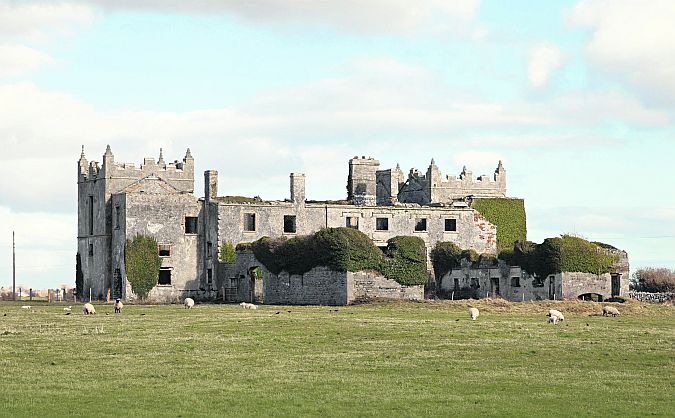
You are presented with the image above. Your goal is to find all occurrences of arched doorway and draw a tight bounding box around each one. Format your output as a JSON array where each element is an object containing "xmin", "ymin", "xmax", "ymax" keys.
[{"xmin": 248, "ymin": 266, "xmax": 263, "ymax": 303}]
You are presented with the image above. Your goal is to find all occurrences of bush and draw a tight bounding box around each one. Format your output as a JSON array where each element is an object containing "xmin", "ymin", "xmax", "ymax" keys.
[
  {"xmin": 430, "ymin": 242, "xmax": 483, "ymax": 278},
  {"xmin": 219, "ymin": 242, "xmax": 236, "ymax": 263},
  {"xmin": 125, "ymin": 235, "xmax": 162, "ymax": 300},
  {"xmin": 631, "ymin": 268, "xmax": 675, "ymax": 292},
  {"xmin": 498, "ymin": 235, "xmax": 619, "ymax": 278},
  {"xmin": 244, "ymin": 228, "xmax": 428, "ymax": 286}
]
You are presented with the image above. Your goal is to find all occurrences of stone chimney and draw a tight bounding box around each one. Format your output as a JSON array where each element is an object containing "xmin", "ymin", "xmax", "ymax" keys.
[
  {"xmin": 204, "ymin": 170, "xmax": 218, "ymax": 201},
  {"xmin": 290, "ymin": 173, "xmax": 305, "ymax": 205}
]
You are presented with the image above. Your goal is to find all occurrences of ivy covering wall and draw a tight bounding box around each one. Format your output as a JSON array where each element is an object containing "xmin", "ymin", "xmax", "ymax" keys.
[
  {"xmin": 471, "ymin": 198, "xmax": 526, "ymax": 252},
  {"xmin": 219, "ymin": 241, "xmax": 235, "ymax": 263},
  {"xmin": 237, "ymin": 228, "xmax": 428, "ymax": 286},
  {"xmin": 125, "ymin": 235, "xmax": 162, "ymax": 299},
  {"xmin": 498, "ymin": 235, "xmax": 619, "ymax": 278}
]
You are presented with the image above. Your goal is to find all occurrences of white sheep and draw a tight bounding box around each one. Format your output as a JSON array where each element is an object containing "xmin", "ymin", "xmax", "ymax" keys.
[
  {"xmin": 184, "ymin": 297, "xmax": 195, "ymax": 309},
  {"xmin": 240, "ymin": 302, "xmax": 258, "ymax": 310},
  {"xmin": 547, "ymin": 315, "xmax": 558, "ymax": 324},
  {"xmin": 82, "ymin": 303, "xmax": 96, "ymax": 315},
  {"xmin": 602, "ymin": 306, "xmax": 620, "ymax": 317},
  {"xmin": 468, "ymin": 307, "xmax": 479, "ymax": 320},
  {"xmin": 21, "ymin": 305, "xmax": 32, "ymax": 310},
  {"xmin": 114, "ymin": 298, "xmax": 123, "ymax": 314},
  {"xmin": 63, "ymin": 306, "xmax": 72, "ymax": 312},
  {"xmin": 547, "ymin": 309, "xmax": 564, "ymax": 323}
]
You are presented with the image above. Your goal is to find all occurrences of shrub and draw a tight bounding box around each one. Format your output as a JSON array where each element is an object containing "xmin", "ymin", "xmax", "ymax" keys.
[
  {"xmin": 430, "ymin": 242, "xmax": 484, "ymax": 278},
  {"xmin": 498, "ymin": 235, "xmax": 619, "ymax": 278},
  {"xmin": 471, "ymin": 198, "xmax": 526, "ymax": 252},
  {"xmin": 243, "ymin": 228, "xmax": 428, "ymax": 286},
  {"xmin": 125, "ymin": 235, "xmax": 162, "ymax": 300},
  {"xmin": 219, "ymin": 241, "xmax": 236, "ymax": 263},
  {"xmin": 631, "ymin": 268, "xmax": 675, "ymax": 292}
]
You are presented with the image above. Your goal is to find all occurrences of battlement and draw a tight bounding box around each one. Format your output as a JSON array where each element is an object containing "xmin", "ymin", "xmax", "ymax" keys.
[
  {"xmin": 78, "ymin": 146, "xmax": 194, "ymax": 193},
  {"xmin": 388, "ymin": 159, "xmax": 506, "ymax": 205}
]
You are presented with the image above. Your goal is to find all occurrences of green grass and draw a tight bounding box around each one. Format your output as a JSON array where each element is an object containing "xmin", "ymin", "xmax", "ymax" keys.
[{"xmin": 0, "ymin": 300, "xmax": 673, "ymax": 417}]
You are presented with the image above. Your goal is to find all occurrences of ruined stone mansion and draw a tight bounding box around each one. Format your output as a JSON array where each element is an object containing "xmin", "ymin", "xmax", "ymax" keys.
[{"xmin": 77, "ymin": 146, "xmax": 628, "ymax": 304}]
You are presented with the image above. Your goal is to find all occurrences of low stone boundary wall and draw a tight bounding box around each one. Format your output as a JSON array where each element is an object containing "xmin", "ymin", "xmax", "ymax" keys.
[{"xmin": 627, "ymin": 291, "xmax": 675, "ymax": 304}]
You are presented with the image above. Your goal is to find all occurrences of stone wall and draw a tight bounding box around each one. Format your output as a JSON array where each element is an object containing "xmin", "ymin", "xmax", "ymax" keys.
[
  {"xmin": 627, "ymin": 291, "xmax": 675, "ymax": 304},
  {"xmin": 347, "ymin": 271, "xmax": 423, "ymax": 303},
  {"xmin": 264, "ymin": 266, "xmax": 348, "ymax": 305}
]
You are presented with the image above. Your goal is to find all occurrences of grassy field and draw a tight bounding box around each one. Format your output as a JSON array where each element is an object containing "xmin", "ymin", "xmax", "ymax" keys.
[{"xmin": 0, "ymin": 299, "xmax": 672, "ymax": 417}]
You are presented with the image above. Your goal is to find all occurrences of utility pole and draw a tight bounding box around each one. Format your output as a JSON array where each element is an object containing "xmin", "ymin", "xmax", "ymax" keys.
[{"xmin": 13, "ymin": 231, "xmax": 16, "ymax": 301}]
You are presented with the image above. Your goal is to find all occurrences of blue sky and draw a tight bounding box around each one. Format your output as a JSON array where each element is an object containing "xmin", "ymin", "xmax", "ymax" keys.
[{"xmin": 1, "ymin": 0, "xmax": 674, "ymax": 289}]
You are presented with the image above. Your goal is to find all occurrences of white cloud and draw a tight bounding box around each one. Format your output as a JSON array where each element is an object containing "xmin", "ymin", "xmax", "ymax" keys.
[
  {"xmin": 528, "ymin": 42, "xmax": 563, "ymax": 88},
  {"xmin": 0, "ymin": 44, "xmax": 52, "ymax": 77},
  {"xmin": 0, "ymin": 2, "xmax": 94, "ymax": 41},
  {"xmin": 568, "ymin": 0, "xmax": 675, "ymax": 103},
  {"xmin": 72, "ymin": 0, "xmax": 480, "ymax": 34}
]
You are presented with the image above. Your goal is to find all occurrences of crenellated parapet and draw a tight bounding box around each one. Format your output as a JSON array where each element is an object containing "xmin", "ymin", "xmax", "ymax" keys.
[{"xmin": 393, "ymin": 160, "xmax": 506, "ymax": 204}]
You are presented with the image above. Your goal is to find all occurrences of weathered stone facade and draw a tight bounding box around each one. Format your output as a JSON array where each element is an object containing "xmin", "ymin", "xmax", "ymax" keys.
[
  {"xmin": 439, "ymin": 250, "xmax": 630, "ymax": 302},
  {"xmin": 77, "ymin": 147, "xmax": 509, "ymax": 304}
]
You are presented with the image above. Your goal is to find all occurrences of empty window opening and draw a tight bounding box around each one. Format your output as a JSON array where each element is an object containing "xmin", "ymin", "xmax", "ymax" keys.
[
  {"xmin": 346, "ymin": 216, "xmax": 359, "ymax": 229},
  {"xmin": 453, "ymin": 278, "xmax": 459, "ymax": 290},
  {"xmin": 88, "ymin": 195, "xmax": 94, "ymax": 235},
  {"xmin": 578, "ymin": 293, "xmax": 604, "ymax": 302},
  {"xmin": 376, "ymin": 217, "xmax": 389, "ymax": 231},
  {"xmin": 158, "ymin": 244, "xmax": 171, "ymax": 257},
  {"xmin": 445, "ymin": 218, "xmax": 457, "ymax": 232},
  {"xmin": 470, "ymin": 278, "xmax": 480, "ymax": 289},
  {"xmin": 207, "ymin": 268, "xmax": 213, "ymax": 286},
  {"xmin": 185, "ymin": 216, "xmax": 198, "ymax": 234},
  {"xmin": 415, "ymin": 218, "xmax": 427, "ymax": 232},
  {"xmin": 511, "ymin": 277, "xmax": 520, "ymax": 287},
  {"xmin": 88, "ymin": 243, "xmax": 94, "ymax": 256},
  {"xmin": 114, "ymin": 205, "xmax": 120, "ymax": 230},
  {"xmin": 158, "ymin": 268, "xmax": 172, "ymax": 285},
  {"xmin": 244, "ymin": 213, "xmax": 256, "ymax": 231},
  {"xmin": 207, "ymin": 241, "xmax": 213, "ymax": 258},
  {"xmin": 284, "ymin": 215, "xmax": 297, "ymax": 233}
]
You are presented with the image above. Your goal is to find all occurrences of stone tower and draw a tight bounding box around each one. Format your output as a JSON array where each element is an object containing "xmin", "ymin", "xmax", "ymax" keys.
[{"xmin": 347, "ymin": 156, "xmax": 379, "ymax": 206}]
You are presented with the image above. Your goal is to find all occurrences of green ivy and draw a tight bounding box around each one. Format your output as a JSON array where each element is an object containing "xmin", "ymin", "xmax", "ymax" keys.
[
  {"xmin": 219, "ymin": 241, "xmax": 236, "ymax": 263},
  {"xmin": 498, "ymin": 235, "xmax": 619, "ymax": 278},
  {"xmin": 125, "ymin": 235, "xmax": 162, "ymax": 300},
  {"xmin": 430, "ymin": 242, "xmax": 483, "ymax": 278},
  {"xmin": 242, "ymin": 228, "xmax": 428, "ymax": 286},
  {"xmin": 471, "ymin": 198, "xmax": 526, "ymax": 252}
]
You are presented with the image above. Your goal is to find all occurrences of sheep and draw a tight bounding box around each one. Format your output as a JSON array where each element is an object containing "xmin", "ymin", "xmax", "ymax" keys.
[
  {"xmin": 114, "ymin": 298, "xmax": 123, "ymax": 314},
  {"xmin": 547, "ymin": 309, "xmax": 564, "ymax": 323},
  {"xmin": 82, "ymin": 303, "xmax": 96, "ymax": 315},
  {"xmin": 468, "ymin": 307, "xmax": 479, "ymax": 321},
  {"xmin": 21, "ymin": 305, "xmax": 32, "ymax": 310},
  {"xmin": 547, "ymin": 315, "xmax": 559, "ymax": 324},
  {"xmin": 240, "ymin": 302, "xmax": 258, "ymax": 310},
  {"xmin": 184, "ymin": 297, "xmax": 195, "ymax": 309},
  {"xmin": 602, "ymin": 306, "xmax": 620, "ymax": 317},
  {"xmin": 63, "ymin": 306, "xmax": 72, "ymax": 312}
]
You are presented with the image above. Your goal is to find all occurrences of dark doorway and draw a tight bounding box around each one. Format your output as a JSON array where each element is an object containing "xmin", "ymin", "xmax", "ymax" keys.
[
  {"xmin": 548, "ymin": 275, "xmax": 555, "ymax": 300},
  {"xmin": 611, "ymin": 274, "xmax": 621, "ymax": 297},
  {"xmin": 490, "ymin": 277, "xmax": 500, "ymax": 297},
  {"xmin": 113, "ymin": 268, "xmax": 123, "ymax": 299}
]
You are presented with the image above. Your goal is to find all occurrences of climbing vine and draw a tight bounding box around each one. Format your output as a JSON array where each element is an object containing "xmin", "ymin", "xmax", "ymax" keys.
[{"xmin": 125, "ymin": 235, "xmax": 162, "ymax": 300}]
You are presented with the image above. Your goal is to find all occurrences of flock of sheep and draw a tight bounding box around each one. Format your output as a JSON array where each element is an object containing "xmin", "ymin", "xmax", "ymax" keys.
[
  {"xmin": 20, "ymin": 299, "xmax": 621, "ymax": 320},
  {"xmin": 467, "ymin": 305, "xmax": 620, "ymax": 323}
]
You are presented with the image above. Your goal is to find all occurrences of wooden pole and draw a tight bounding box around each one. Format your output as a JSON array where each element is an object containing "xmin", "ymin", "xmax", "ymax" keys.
[{"xmin": 12, "ymin": 231, "xmax": 16, "ymax": 301}]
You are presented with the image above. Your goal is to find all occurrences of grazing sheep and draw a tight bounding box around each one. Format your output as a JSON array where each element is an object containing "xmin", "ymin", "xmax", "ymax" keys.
[
  {"xmin": 547, "ymin": 309, "xmax": 564, "ymax": 323},
  {"xmin": 240, "ymin": 302, "xmax": 258, "ymax": 310},
  {"xmin": 547, "ymin": 315, "xmax": 559, "ymax": 324},
  {"xmin": 602, "ymin": 306, "xmax": 620, "ymax": 317},
  {"xmin": 114, "ymin": 298, "xmax": 123, "ymax": 314},
  {"xmin": 468, "ymin": 307, "xmax": 479, "ymax": 320},
  {"xmin": 184, "ymin": 297, "xmax": 195, "ymax": 309},
  {"xmin": 82, "ymin": 303, "xmax": 96, "ymax": 315},
  {"xmin": 21, "ymin": 305, "xmax": 32, "ymax": 310},
  {"xmin": 63, "ymin": 306, "xmax": 72, "ymax": 312}
]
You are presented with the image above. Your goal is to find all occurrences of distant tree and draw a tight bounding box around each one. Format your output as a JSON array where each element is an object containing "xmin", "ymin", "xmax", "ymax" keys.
[
  {"xmin": 75, "ymin": 252, "xmax": 84, "ymax": 297},
  {"xmin": 630, "ymin": 267, "xmax": 675, "ymax": 293}
]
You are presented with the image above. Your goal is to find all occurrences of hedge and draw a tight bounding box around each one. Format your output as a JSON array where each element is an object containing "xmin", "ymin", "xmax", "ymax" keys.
[
  {"xmin": 471, "ymin": 198, "xmax": 526, "ymax": 252},
  {"xmin": 240, "ymin": 228, "xmax": 428, "ymax": 286},
  {"xmin": 125, "ymin": 235, "xmax": 162, "ymax": 299},
  {"xmin": 430, "ymin": 242, "xmax": 481, "ymax": 278}
]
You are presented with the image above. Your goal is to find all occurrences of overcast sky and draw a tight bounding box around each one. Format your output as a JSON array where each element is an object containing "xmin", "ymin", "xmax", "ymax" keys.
[{"xmin": 1, "ymin": 0, "xmax": 674, "ymax": 289}]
